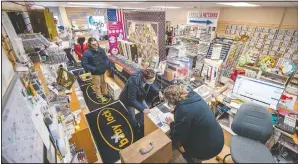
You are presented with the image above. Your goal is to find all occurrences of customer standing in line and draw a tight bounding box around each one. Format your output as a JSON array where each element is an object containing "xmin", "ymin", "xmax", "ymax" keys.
[
  {"xmin": 81, "ymin": 37, "xmax": 110, "ymax": 103},
  {"xmin": 119, "ymin": 69, "xmax": 163, "ymax": 134},
  {"xmin": 57, "ymin": 26, "xmax": 77, "ymax": 65},
  {"xmin": 163, "ymin": 84, "xmax": 224, "ymax": 163},
  {"xmin": 74, "ymin": 36, "xmax": 88, "ymax": 61}
]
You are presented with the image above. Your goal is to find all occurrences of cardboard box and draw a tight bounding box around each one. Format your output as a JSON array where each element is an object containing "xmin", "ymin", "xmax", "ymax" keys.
[
  {"xmin": 163, "ymin": 69, "xmax": 175, "ymax": 81},
  {"xmin": 107, "ymin": 81, "xmax": 122, "ymax": 100},
  {"xmin": 120, "ymin": 129, "xmax": 172, "ymax": 163}
]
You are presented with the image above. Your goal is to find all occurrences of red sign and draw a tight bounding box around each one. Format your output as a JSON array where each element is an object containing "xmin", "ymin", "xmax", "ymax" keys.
[
  {"xmin": 107, "ymin": 22, "xmax": 124, "ymax": 55},
  {"xmin": 188, "ymin": 11, "xmax": 219, "ymax": 19}
]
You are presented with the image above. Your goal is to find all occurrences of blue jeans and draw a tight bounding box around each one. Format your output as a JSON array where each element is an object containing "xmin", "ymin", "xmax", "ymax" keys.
[{"xmin": 126, "ymin": 100, "xmax": 149, "ymax": 127}]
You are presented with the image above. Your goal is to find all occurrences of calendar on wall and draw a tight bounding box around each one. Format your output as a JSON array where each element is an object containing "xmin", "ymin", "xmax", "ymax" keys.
[{"xmin": 2, "ymin": 75, "xmax": 44, "ymax": 163}]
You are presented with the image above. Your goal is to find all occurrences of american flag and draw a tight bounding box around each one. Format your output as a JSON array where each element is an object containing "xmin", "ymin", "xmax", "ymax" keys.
[
  {"xmin": 117, "ymin": 9, "xmax": 126, "ymax": 39},
  {"xmin": 107, "ymin": 9, "xmax": 126, "ymax": 39},
  {"xmin": 107, "ymin": 9, "xmax": 117, "ymax": 21}
]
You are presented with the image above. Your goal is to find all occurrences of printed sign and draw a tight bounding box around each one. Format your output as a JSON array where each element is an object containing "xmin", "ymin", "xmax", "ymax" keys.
[
  {"xmin": 69, "ymin": 12, "xmax": 87, "ymax": 19},
  {"xmin": 187, "ymin": 11, "xmax": 220, "ymax": 26},
  {"xmin": 108, "ymin": 21, "xmax": 124, "ymax": 55}
]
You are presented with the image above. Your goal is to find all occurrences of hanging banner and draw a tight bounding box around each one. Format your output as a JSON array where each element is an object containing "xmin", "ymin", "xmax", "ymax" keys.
[
  {"xmin": 187, "ymin": 11, "xmax": 220, "ymax": 26},
  {"xmin": 108, "ymin": 21, "xmax": 124, "ymax": 55}
]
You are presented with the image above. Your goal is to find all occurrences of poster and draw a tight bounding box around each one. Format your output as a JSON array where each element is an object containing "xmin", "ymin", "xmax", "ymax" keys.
[
  {"xmin": 108, "ymin": 21, "xmax": 124, "ymax": 55},
  {"xmin": 127, "ymin": 21, "xmax": 159, "ymax": 67},
  {"xmin": 88, "ymin": 16, "xmax": 107, "ymax": 31}
]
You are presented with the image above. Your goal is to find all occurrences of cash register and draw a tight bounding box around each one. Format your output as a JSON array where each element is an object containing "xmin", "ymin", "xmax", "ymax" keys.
[{"xmin": 275, "ymin": 113, "xmax": 297, "ymax": 134}]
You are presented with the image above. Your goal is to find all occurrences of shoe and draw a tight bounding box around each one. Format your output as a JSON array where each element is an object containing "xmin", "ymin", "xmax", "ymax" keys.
[
  {"xmin": 104, "ymin": 94, "xmax": 111, "ymax": 99},
  {"xmin": 99, "ymin": 97, "xmax": 108, "ymax": 103}
]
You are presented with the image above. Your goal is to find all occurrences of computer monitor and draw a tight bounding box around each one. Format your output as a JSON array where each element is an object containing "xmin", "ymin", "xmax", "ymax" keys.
[{"xmin": 232, "ymin": 76, "xmax": 285, "ymax": 109}]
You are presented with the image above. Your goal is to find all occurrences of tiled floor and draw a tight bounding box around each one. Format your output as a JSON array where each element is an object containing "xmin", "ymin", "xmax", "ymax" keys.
[{"xmin": 170, "ymin": 146, "xmax": 220, "ymax": 163}]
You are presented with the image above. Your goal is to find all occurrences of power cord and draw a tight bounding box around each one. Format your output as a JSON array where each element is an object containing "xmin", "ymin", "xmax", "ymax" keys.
[{"xmin": 274, "ymin": 134, "xmax": 288, "ymax": 163}]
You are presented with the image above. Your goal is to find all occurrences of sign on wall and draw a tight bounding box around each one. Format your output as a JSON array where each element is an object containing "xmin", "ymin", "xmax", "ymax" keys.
[
  {"xmin": 108, "ymin": 21, "xmax": 124, "ymax": 55},
  {"xmin": 93, "ymin": 9, "xmax": 102, "ymax": 15},
  {"xmin": 187, "ymin": 11, "xmax": 220, "ymax": 26},
  {"xmin": 69, "ymin": 12, "xmax": 87, "ymax": 19}
]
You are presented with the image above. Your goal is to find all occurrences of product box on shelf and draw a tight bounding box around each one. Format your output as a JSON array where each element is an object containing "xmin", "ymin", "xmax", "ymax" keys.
[{"xmin": 107, "ymin": 81, "xmax": 122, "ymax": 100}]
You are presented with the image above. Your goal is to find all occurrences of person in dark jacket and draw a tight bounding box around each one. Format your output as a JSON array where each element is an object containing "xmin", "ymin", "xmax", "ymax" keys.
[
  {"xmin": 119, "ymin": 69, "xmax": 163, "ymax": 129},
  {"xmin": 164, "ymin": 84, "xmax": 224, "ymax": 163},
  {"xmin": 81, "ymin": 37, "xmax": 110, "ymax": 103}
]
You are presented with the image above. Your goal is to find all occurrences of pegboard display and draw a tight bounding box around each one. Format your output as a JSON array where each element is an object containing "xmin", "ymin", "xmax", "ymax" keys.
[
  {"xmin": 206, "ymin": 38, "xmax": 233, "ymax": 61},
  {"xmin": 221, "ymin": 41, "xmax": 246, "ymax": 78},
  {"xmin": 224, "ymin": 24, "xmax": 298, "ymax": 66},
  {"xmin": 193, "ymin": 41, "xmax": 211, "ymax": 75}
]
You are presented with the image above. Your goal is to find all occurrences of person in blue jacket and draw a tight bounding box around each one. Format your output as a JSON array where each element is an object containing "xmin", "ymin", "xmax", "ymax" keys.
[
  {"xmin": 163, "ymin": 84, "xmax": 224, "ymax": 163},
  {"xmin": 81, "ymin": 37, "xmax": 110, "ymax": 103},
  {"xmin": 119, "ymin": 69, "xmax": 163, "ymax": 131}
]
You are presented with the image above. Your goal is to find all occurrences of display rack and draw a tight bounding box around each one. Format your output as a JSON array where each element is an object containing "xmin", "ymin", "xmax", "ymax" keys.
[
  {"xmin": 217, "ymin": 22, "xmax": 297, "ymax": 86},
  {"xmin": 19, "ymin": 33, "xmax": 52, "ymax": 51},
  {"xmin": 221, "ymin": 41, "xmax": 246, "ymax": 79}
]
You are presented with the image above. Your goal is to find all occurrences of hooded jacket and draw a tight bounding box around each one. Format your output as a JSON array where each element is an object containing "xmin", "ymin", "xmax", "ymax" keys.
[
  {"xmin": 81, "ymin": 47, "xmax": 110, "ymax": 75},
  {"xmin": 119, "ymin": 71, "xmax": 159, "ymax": 112},
  {"xmin": 170, "ymin": 91, "xmax": 224, "ymax": 160}
]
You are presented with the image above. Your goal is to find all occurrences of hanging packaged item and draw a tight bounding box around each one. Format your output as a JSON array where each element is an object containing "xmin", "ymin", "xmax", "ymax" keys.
[
  {"xmin": 201, "ymin": 59, "xmax": 223, "ymax": 88},
  {"xmin": 56, "ymin": 67, "xmax": 76, "ymax": 90},
  {"xmin": 281, "ymin": 61, "xmax": 297, "ymax": 75},
  {"xmin": 230, "ymin": 68, "xmax": 246, "ymax": 82},
  {"xmin": 239, "ymin": 48, "xmax": 260, "ymax": 66},
  {"xmin": 211, "ymin": 44, "xmax": 222, "ymax": 60},
  {"xmin": 258, "ymin": 56, "xmax": 276, "ymax": 72}
]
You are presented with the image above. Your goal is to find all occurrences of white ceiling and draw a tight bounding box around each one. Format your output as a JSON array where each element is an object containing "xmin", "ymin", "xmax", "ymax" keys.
[{"xmin": 32, "ymin": 1, "xmax": 298, "ymax": 9}]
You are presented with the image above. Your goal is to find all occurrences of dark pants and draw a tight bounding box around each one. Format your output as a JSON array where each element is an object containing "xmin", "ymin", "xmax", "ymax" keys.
[
  {"xmin": 64, "ymin": 48, "xmax": 76, "ymax": 64},
  {"xmin": 126, "ymin": 100, "xmax": 149, "ymax": 127},
  {"xmin": 125, "ymin": 101, "xmax": 148, "ymax": 140}
]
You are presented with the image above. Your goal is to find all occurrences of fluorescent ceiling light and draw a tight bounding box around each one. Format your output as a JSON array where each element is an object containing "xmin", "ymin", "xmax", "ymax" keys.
[
  {"xmin": 217, "ymin": 2, "xmax": 259, "ymax": 7},
  {"xmin": 30, "ymin": 5, "xmax": 45, "ymax": 9},
  {"xmin": 67, "ymin": 2, "xmax": 110, "ymax": 6},
  {"xmin": 151, "ymin": 6, "xmax": 181, "ymax": 9},
  {"xmin": 122, "ymin": 7, "xmax": 146, "ymax": 9}
]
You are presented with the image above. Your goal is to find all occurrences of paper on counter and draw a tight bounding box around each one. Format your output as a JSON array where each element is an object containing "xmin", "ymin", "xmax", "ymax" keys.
[
  {"xmin": 32, "ymin": 106, "xmax": 51, "ymax": 149},
  {"xmin": 158, "ymin": 112, "xmax": 174, "ymax": 123},
  {"xmin": 230, "ymin": 102, "xmax": 242, "ymax": 109},
  {"xmin": 148, "ymin": 107, "xmax": 172, "ymax": 133}
]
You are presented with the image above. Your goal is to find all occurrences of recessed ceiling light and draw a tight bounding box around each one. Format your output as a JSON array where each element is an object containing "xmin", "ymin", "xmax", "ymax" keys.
[
  {"xmin": 67, "ymin": 2, "xmax": 110, "ymax": 6},
  {"xmin": 151, "ymin": 6, "xmax": 181, "ymax": 9},
  {"xmin": 217, "ymin": 2, "xmax": 260, "ymax": 7}
]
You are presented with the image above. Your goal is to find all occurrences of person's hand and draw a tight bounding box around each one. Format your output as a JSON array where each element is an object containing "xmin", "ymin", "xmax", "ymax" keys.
[
  {"xmin": 170, "ymin": 107, "xmax": 175, "ymax": 113},
  {"xmin": 143, "ymin": 109, "xmax": 150, "ymax": 114},
  {"xmin": 165, "ymin": 117, "xmax": 173, "ymax": 125},
  {"xmin": 159, "ymin": 92, "xmax": 164, "ymax": 100}
]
